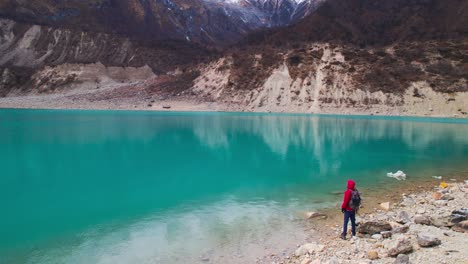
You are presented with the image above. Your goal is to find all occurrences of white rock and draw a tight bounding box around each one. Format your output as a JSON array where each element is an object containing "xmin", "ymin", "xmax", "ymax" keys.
[
  {"xmin": 380, "ymin": 202, "xmax": 391, "ymax": 211},
  {"xmin": 371, "ymin": 234, "xmax": 383, "ymax": 240},
  {"xmin": 387, "ymin": 170, "xmax": 406, "ymax": 180},
  {"xmin": 295, "ymin": 243, "xmax": 325, "ymax": 256}
]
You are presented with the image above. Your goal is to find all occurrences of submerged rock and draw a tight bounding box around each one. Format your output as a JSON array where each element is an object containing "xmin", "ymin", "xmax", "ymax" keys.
[
  {"xmin": 305, "ymin": 212, "xmax": 327, "ymax": 220},
  {"xmin": 358, "ymin": 221, "xmax": 392, "ymax": 235},
  {"xmin": 388, "ymin": 239, "xmax": 413, "ymax": 257},
  {"xmin": 417, "ymin": 233, "xmax": 442, "ymax": 247}
]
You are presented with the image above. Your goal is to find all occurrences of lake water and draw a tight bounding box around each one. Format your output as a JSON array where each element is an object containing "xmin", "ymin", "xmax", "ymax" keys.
[{"xmin": 1, "ymin": 109, "xmax": 467, "ymax": 264}]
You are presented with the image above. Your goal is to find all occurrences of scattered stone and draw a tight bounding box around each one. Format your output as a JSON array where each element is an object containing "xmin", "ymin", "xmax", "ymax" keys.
[
  {"xmin": 414, "ymin": 215, "xmax": 432, "ymax": 225},
  {"xmin": 300, "ymin": 257, "xmax": 312, "ymax": 264},
  {"xmin": 434, "ymin": 200, "xmax": 448, "ymax": 207},
  {"xmin": 388, "ymin": 239, "xmax": 413, "ymax": 257},
  {"xmin": 380, "ymin": 202, "xmax": 391, "ymax": 211},
  {"xmin": 452, "ymin": 220, "xmax": 468, "ymax": 233},
  {"xmin": 416, "ymin": 208, "xmax": 426, "ymax": 214},
  {"xmin": 367, "ymin": 250, "xmax": 379, "ymax": 260},
  {"xmin": 396, "ymin": 211, "xmax": 411, "ymax": 224},
  {"xmin": 417, "ymin": 233, "xmax": 442, "ymax": 247},
  {"xmin": 371, "ymin": 234, "xmax": 383, "ymax": 240},
  {"xmin": 441, "ymin": 194, "xmax": 454, "ymax": 200},
  {"xmin": 381, "ymin": 231, "xmax": 392, "ymax": 238},
  {"xmin": 163, "ymin": 105, "xmax": 171, "ymax": 109},
  {"xmin": 358, "ymin": 221, "xmax": 392, "ymax": 235},
  {"xmin": 295, "ymin": 243, "xmax": 325, "ymax": 256},
  {"xmin": 394, "ymin": 254, "xmax": 410, "ymax": 264},
  {"xmin": 432, "ymin": 192, "xmax": 442, "ymax": 200},
  {"xmin": 431, "ymin": 216, "xmax": 452, "ymax": 227}
]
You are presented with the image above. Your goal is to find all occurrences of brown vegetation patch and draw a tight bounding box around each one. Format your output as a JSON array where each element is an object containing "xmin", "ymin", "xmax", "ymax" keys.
[{"xmin": 227, "ymin": 46, "xmax": 282, "ymax": 90}]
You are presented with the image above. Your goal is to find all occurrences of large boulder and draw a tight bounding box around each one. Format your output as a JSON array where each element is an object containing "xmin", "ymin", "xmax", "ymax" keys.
[
  {"xmin": 414, "ymin": 215, "xmax": 432, "ymax": 225},
  {"xmin": 388, "ymin": 239, "xmax": 413, "ymax": 257},
  {"xmin": 417, "ymin": 233, "xmax": 442, "ymax": 247},
  {"xmin": 358, "ymin": 221, "xmax": 392, "ymax": 235},
  {"xmin": 452, "ymin": 220, "xmax": 468, "ymax": 233}
]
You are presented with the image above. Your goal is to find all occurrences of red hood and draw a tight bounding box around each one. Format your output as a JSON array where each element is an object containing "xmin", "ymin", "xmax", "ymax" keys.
[{"xmin": 347, "ymin": 180, "xmax": 355, "ymax": 190}]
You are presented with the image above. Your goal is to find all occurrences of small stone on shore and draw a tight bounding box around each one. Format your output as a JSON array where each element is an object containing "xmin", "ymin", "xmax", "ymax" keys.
[
  {"xmin": 380, "ymin": 202, "xmax": 391, "ymax": 211},
  {"xmin": 394, "ymin": 254, "xmax": 410, "ymax": 264},
  {"xmin": 417, "ymin": 233, "xmax": 442, "ymax": 247},
  {"xmin": 414, "ymin": 215, "xmax": 432, "ymax": 225},
  {"xmin": 388, "ymin": 239, "xmax": 413, "ymax": 257},
  {"xmin": 367, "ymin": 250, "xmax": 379, "ymax": 260},
  {"xmin": 452, "ymin": 220, "xmax": 468, "ymax": 233}
]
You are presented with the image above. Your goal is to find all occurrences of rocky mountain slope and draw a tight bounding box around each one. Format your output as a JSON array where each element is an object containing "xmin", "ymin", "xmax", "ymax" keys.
[
  {"xmin": 0, "ymin": 0, "xmax": 321, "ymax": 98},
  {"xmin": 0, "ymin": 0, "xmax": 321, "ymax": 46},
  {"xmin": 188, "ymin": 0, "xmax": 468, "ymax": 116}
]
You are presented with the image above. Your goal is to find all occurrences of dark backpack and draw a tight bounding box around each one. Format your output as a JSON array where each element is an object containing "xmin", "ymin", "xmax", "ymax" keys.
[{"xmin": 348, "ymin": 189, "xmax": 361, "ymax": 210}]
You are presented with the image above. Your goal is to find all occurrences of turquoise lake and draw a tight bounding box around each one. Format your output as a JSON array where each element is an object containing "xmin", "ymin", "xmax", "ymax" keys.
[{"xmin": 1, "ymin": 109, "xmax": 467, "ymax": 264}]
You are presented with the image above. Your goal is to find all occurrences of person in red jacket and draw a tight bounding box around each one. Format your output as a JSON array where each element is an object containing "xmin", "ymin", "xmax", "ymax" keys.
[{"xmin": 340, "ymin": 179, "xmax": 357, "ymax": 240}]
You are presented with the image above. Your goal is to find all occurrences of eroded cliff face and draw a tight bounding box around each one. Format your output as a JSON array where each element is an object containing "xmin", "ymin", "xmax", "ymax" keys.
[
  {"xmin": 0, "ymin": 18, "xmax": 209, "ymax": 96},
  {"xmin": 191, "ymin": 42, "xmax": 468, "ymax": 117}
]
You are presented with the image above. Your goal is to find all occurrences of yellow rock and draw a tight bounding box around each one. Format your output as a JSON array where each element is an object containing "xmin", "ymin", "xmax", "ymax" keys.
[
  {"xmin": 367, "ymin": 250, "xmax": 379, "ymax": 260},
  {"xmin": 440, "ymin": 182, "xmax": 448, "ymax": 188}
]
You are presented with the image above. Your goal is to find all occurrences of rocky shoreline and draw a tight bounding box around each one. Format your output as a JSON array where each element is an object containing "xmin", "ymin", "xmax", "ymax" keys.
[{"xmin": 268, "ymin": 179, "xmax": 468, "ymax": 264}]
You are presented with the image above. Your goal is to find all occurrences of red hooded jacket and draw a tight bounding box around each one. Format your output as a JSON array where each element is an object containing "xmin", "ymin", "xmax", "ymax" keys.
[{"xmin": 341, "ymin": 180, "xmax": 356, "ymax": 211}]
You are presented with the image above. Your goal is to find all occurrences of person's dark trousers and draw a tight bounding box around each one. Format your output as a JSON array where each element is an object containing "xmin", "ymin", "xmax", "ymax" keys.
[{"xmin": 342, "ymin": 210, "xmax": 356, "ymax": 237}]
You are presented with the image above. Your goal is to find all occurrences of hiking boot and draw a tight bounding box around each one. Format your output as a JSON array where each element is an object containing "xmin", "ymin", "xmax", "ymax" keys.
[{"xmin": 340, "ymin": 234, "xmax": 346, "ymax": 240}]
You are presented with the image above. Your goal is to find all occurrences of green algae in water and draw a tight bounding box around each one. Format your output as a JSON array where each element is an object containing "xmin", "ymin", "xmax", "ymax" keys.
[{"xmin": 0, "ymin": 109, "xmax": 467, "ymax": 263}]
